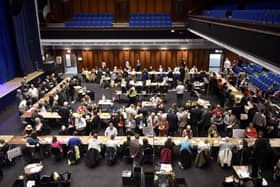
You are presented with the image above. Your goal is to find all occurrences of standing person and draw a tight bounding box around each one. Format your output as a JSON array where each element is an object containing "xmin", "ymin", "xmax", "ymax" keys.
[
  {"xmin": 176, "ymin": 81, "xmax": 185, "ymax": 106},
  {"xmin": 158, "ymin": 116, "xmax": 169, "ymax": 136},
  {"xmin": 127, "ymin": 86, "xmax": 137, "ymax": 105},
  {"xmin": 135, "ymin": 59, "xmax": 141, "ymax": 71},
  {"xmin": 223, "ymin": 57, "xmax": 231, "ymax": 73},
  {"xmin": 167, "ymin": 109, "xmax": 178, "ymax": 136},
  {"xmin": 129, "ymin": 134, "xmax": 142, "ymax": 167},
  {"xmin": 147, "ymin": 112, "xmax": 159, "ymax": 136},
  {"xmin": 177, "ymin": 107, "xmax": 189, "ymax": 135},
  {"xmin": 252, "ymin": 109, "xmax": 267, "ymax": 133}
]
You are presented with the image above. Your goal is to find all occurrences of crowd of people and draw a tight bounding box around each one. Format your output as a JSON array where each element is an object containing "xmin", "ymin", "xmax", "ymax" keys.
[{"xmin": 1, "ymin": 58, "xmax": 280, "ymax": 183}]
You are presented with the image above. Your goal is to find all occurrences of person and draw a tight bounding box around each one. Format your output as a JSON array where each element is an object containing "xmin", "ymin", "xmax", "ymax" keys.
[
  {"xmin": 252, "ymin": 109, "xmax": 267, "ymax": 132},
  {"xmin": 182, "ymin": 125, "xmax": 193, "ymax": 138},
  {"xmin": 179, "ymin": 136, "xmax": 192, "ymax": 153},
  {"xmin": 125, "ymin": 115, "xmax": 136, "ymax": 135},
  {"xmin": 104, "ymin": 122, "xmax": 118, "ymax": 137},
  {"xmin": 208, "ymin": 124, "xmax": 220, "ymax": 138},
  {"xmin": 88, "ymin": 133, "xmax": 102, "ymax": 153},
  {"xmin": 223, "ymin": 57, "xmax": 231, "ymax": 73},
  {"xmin": 167, "ymin": 109, "xmax": 178, "ymax": 136},
  {"xmin": 24, "ymin": 124, "xmax": 33, "ymax": 138},
  {"xmin": 106, "ymin": 135, "xmax": 119, "ymax": 151},
  {"xmin": 244, "ymin": 122, "xmax": 257, "ymax": 138},
  {"xmin": 58, "ymin": 102, "xmax": 70, "ymax": 126},
  {"xmin": 190, "ymin": 65, "xmax": 198, "ymax": 73},
  {"xmin": 197, "ymin": 140, "xmax": 210, "ymax": 153},
  {"xmin": 223, "ymin": 110, "xmax": 236, "ymax": 136},
  {"xmin": 34, "ymin": 117, "xmax": 45, "ymax": 135},
  {"xmin": 28, "ymin": 84, "xmax": 39, "ymax": 104},
  {"xmin": 127, "ymin": 86, "xmax": 137, "ymax": 105},
  {"xmin": 218, "ymin": 137, "xmax": 234, "ymax": 167},
  {"xmin": 176, "ymin": 81, "xmax": 185, "ymax": 106},
  {"xmin": 0, "ymin": 139, "xmax": 9, "ymax": 178},
  {"xmin": 129, "ymin": 134, "xmax": 142, "ymax": 167},
  {"xmin": 135, "ymin": 59, "xmax": 141, "ymax": 71},
  {"xmin": 150, "ymin": 94, "xmax": 162, "ymax": 105},
  {"xmin": 67, "ymin": 136, "xmax": 82, "ymax": 148},
  {"xmin": 147, "ymin": 112, "xmax": 159, "ymax": 135},
  {"xmin": 158, "ymin": 116, "xmax": 169, "ymax": 136},
  {"xmin": 26, "ymin": 132, "xmax": 41, "ymax": 160},
  {"xmin": 51, "ymin": 136, "xmax": 65, "ymax": 153},
  {"xmin": 74, "ymin": 115, "xmax": 87, "ymax": 134},
  {"xmin": 176, "ymin": 107, "xmax": 188, "ymax": 135},
  {"xmin": 101, "ymin": 60, "xmax": 106, "ymax": 70}
]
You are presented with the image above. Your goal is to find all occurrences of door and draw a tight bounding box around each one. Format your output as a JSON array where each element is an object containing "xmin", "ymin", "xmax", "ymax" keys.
[{"xmin": 209, "ymin": 53, "xmax": 222, "ymax": 72}]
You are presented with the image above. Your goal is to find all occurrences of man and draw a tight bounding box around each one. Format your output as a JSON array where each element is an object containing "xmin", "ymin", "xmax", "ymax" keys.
[
  {"xmin": 150, "ymin": 94, "xmax": 162, "ymax": 105},
  {"xmin": 106, "ymin": 135, "xmax": 119, "ymax": 151},
  {"xmin": 244, "ymin": 122, "xmax": 257, "ymax": 138},
  {"xmin": 147, "ymin": 112, "xmax": 159, "ymax": 135},
  {"xmin": 223, "ymin": 110, "xmax": 236, "ymax": 137},
  {"xmin": 58, "ymin": 102, "xmax": 71, "ymax": 126},
  {"xmin": 135, "ymin": 59, "xmax": 141, "ymax": 71},
  {"xmin": 127, "ymin": 86, "xmax": 137, "ymax": 105},
  {"xmin": 88, "ymin": 133, "xmax": 102, "ymax": 153},
  {"xmin": 74, "ymin": 115, "xmax": 87, "ymax": 134},
  {"xmin": 129, "ymin": 134, "xmax": 142, "ymax": 167},
  {"xmin": 176, "ymin": 107, "xmax": 188, "ymax": 135},
  {"xmin": 176, "ymin": 81, "xmax": 185, "ymax": 106},
  {"xmin": 167, "ymin": 109, "xmax": 178, "ymax": 136},
  {"xmin": 223, "ymin": 57, "xmax": 231, "ymax": 73},
  {"xmin": 252, "ymin": 109, "xmax": 266, "ymax": 132},
  {"xmin": 104, "ymin": 122, "xmax": 118, "ymax": 137},
  {"xmin": 28, "ymin": 84, "xmax": 39, "ymax": 104},
  {"xmin": 125, "ymin": 115, "xmax": 136, "ymax": 135}
]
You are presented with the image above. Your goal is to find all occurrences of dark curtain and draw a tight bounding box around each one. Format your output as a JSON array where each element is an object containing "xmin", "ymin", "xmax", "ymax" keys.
[
  {"xmin": 12, "ymin": 0, "xmax": 42, "ymax": 76},
  {"xmin": 0, "ymin": 1, "xmax": 19, "ymax": 83}
]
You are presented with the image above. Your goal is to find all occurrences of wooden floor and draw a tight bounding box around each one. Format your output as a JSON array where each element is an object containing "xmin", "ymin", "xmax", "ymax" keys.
[{"xmin": 0, "ymin": 71, "xmax": 44, "ymax": 98}]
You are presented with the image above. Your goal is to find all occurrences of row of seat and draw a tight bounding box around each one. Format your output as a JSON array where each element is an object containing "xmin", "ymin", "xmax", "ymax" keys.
[
  {"xmin": 249, "ymin": 75, "xmax": 271, "ymax": 92},
  {"xmin": 210, "ymin": 1, "xmax": 280, "ymax": 10},
  {"xmin": 66, "ymin": 13, "xmax": 113, "ymax": 28},
  {"xmin": 201, "ymin": 9, "xmax": 280, "ymax": 24},
  {"xmin": 130, "ymin": 13, "xmax": 172, "ymax": 27}
]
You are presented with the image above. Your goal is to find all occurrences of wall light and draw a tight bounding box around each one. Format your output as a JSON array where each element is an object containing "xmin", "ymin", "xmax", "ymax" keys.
[
  {"xmin": 123, "ymin": 48, "xmax": 130, "ymax": 50},
  {"xmin": 160, "ymin": 48, "xmax": 167, "ymax": 50},
  {"xmin": 66, "ymin": 49, "xmax": 71, "ymax": 53},
  {"xmin": 77, "ymin": 57, "xmax": 83, "ymax": 61}
]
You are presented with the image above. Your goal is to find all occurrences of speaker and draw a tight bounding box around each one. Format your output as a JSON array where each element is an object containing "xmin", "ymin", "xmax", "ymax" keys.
[{"xmin": 9, "ymin": 0, "xmax": 23, "ymax": 16}]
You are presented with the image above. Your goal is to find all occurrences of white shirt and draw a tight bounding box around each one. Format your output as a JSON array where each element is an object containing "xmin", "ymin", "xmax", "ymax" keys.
[
  {"xmin": 28, "ymin": 87, "xmax": 38, "ymax": 98},
  {"xmin": 224, "ymin": 59, "xmax": 231, "ymax": 69},
  {"xmin": 88, "ymin": 138, "xmax": 102, "ymax": 152},
  {"xmin": 74, "ymin": 117, "xmax": 87, "ymax": 130},
  {"xmin": 18, "ymin": 100, "xmax": 27, "ymax": 113},
  {"xmin": 176, "ymin": 85, "xmax": 185, "ymax": 94},
  {"xmin": 104, "ymin": 126, "xmax": 118, "ymax": 137},
  {"xmin": 106, "ymin": 139, "xmax": 119, "ymax": 150}
]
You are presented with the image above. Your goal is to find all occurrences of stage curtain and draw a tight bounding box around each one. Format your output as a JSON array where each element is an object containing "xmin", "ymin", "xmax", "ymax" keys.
[
  {"xmin": 12, "ymin": 0, "xmax": 42, "ymax": 76},
  {"xmin": 0, "ymin": 1, "xmax": 19, "ymax": 83}
]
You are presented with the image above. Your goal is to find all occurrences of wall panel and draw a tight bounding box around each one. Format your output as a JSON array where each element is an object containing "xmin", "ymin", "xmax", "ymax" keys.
[
  {"xmin": 98, "ymin": 0, "xmax": 106, "ymax": 13},
  {"xmin": 163, "ymin": 0, "xmax": 171, "ymax": 13},
  {"xmin": 147, "ymin": 0, "xmax": 155, "ymax": 13},
  {"xmin": 106, "ymin": 0, "xmax": 115, "ymax": 14},
  {"xmin": 81, "ymin": 0, "xmax": 90, "ymax": 13},
  {"xmin": 155, "ymin": 0, "xmax": 163, "ymax": 13},
  {"xmin": 130, "ymin": 0, "xmax": 138, "ymax": 13},
  {"xmin": 138, "ymin": 0, "xmax": 146, "ymax": 13}
]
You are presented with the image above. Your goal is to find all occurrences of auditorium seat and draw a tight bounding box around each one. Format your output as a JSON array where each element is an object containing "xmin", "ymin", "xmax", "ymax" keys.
[
  {"xmin": 129, "ymin": 13, "xmax": 172, "ymax": 28},
  {"xmin": 65, "ymin": 13, "xmax": 113, "ymax": 28}
]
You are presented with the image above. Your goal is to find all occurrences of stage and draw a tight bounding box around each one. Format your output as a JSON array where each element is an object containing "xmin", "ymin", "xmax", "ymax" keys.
[
  {"xmin": 0, "ymin": 71, "xmax": 44, "ymax": 110},
  {"xmin": 0, "ymin": 71, "xmax": 44, "ymax": 98}
]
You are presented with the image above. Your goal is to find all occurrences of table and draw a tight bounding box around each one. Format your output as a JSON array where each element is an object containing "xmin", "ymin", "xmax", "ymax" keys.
[
  {"xmin": 24, "ymin": 163, "xmax": 43, "ymax": 175},
  {"xmin": 98, "ymin": 112, "xmax": 111, "ymax": 120},
  {"xmin": 38, "ymin": 112, "xmax": 61, "ymax": 119},
  {"xmin": 0, "ymin": 135, "xmax": 14, "ymax": 143},
  {"xmin": 142, "ymin": 101, "xmax": 157, "ymax": 108}
]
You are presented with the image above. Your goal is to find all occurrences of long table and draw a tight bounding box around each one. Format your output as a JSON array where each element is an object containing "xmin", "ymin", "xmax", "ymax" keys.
[
  {"xmin": 3, "ymin": 135, "xmax": 280, "ymax": 148},
  {"xmin": 20, "ymin": 77, "xmax": 70, "ymax": 119}
]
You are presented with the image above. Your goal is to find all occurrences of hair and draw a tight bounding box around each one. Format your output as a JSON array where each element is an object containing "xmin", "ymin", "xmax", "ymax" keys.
[
  {"xmin": 93, "ymin": 133, "xmax": 98, "ymax": 139},
  {"xmin": 135, "ymin": 134, "xmax": 140, "ymax": 140},
  {"xmin": 0, "ymin": 139, "xmax": 5, "ymax": 144},
  {"xmin": 126, "ymin": 135, "xmax": 131, "ymax": 141},
  {"xmin": 143, "ymin": 138, "xmax": 148, "ymax": 145},
  {"xmin": 52, "ymin": 136, "xmax": 57, "ymax": 143},
  {"xmin": 110, "ymin": 135, "xmax": 115, "ymax": 140}
]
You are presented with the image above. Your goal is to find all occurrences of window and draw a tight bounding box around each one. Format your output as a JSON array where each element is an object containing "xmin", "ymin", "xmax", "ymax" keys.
[{"xmin": 209, "ymin": 54, "xmax": 222, "ymax": 72}]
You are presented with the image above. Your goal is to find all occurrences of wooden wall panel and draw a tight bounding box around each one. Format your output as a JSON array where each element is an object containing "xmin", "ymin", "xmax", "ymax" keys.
[
  {"xmin": 72, "ymin": 0, "xmax": 81, "ymax": 14},
  {"xmin": 92, "ymin": 0, "xmax": 99, "ymax": 13},
  {"xmin": 98, "ymin": 0, "xmax": 106, "ymax": 13},
  {"xmin": 163, "ymin": 0, "xmax": 171, "ymax": 13},
  {"xmin": 55, "ymin": 49, "xmax": 211, "ymax": 73},
  {"xmin": 81, "ymin": 0, "xmax": 90, "ymax": 13},
  {"xmin": 130, "ymin": 0, "xmax": 138, "ymax": 13},
  {"xmin": 155, "ymin": 0, "xmax": 163, "ymax": 13},
  {"xmin": 147, "ymin": 0, "xmax": 155, "ymax": 13},
  {"xmin": 106, "ymin": 0, "xmax": 115, "ymax": 14},
  {"xmin": 138, "ymin": 0, "xmax": 146, "ymax": 13}
]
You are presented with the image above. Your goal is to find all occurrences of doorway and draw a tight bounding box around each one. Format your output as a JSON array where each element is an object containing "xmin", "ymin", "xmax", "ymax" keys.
[
  {"xmin": 65, "ymin": 53, "xmax": 77, "ymax": 74},
  {"xmin": 209, "ymin": 53, "xmax": 222, "ymax": 72}
]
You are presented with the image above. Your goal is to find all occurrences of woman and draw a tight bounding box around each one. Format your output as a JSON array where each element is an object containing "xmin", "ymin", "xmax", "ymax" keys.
[
  {"xmin": 182, "ymin": 125, "xmax": 193, "ymax": 139},
  {"xmin": 51, "ymin": 136, "xmax": 65, "ymax": 153},
  {"xmin": 24, "ymin": 124, "xmax": 33, "ymax": 138},
  {"xmin": 158, "ymin": 117, "xmax": 169, "ymax": 136}
]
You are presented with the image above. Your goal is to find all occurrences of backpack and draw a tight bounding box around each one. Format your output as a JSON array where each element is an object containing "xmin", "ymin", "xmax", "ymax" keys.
[
  {"xmin": 160, "ymin": 148, "xmax": 172, "ymax": 164},
  {"xmin": 105, "ymin": 147, "xmax": 116, "ymax": 166},
  {"xmin": 67, "ymin": 149, "xmax": 76, "ymax": 165}
]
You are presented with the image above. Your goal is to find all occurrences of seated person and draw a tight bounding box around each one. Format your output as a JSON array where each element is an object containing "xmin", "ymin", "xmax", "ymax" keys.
[
  {"xmin": 141, "ymin": 138, "xmax": 153, "ymax": 164},
  {"xmin": 74, "ymin": 115, "xmax": 87, "ymax": 134},
  {"xmin": 208, "ymin": 124, "xmax": 220, "ymax": 138},
  {"xmin": 34, "ymin": 117, "xmax": 47, "ymax": 135},
  {"xmin": 197, "ymin": 140, "xmax": 211, "ymax": 153},
  {"xmin": 26, "ymin": 132, "xmax": 40, "ymax": 148},
  {"xmin": 104, "ymin": 122, "xmax": 118, "ymax": 137},
  {"xmin": 150, "ymin": 94, "xmax": 162, "ymax": 105},
  {"xmin": 106, "ymin": 135, "xmax": 119, "ymax": 151},
  {"xmin": 0, "ymin": 139, "xmax": 9, "ymax": 175},
  {"xmin": 88, "ymin": 133, "xmax": 102, "ymax": 153},
  {"xmin": 179, "ymin": 136, "xmax": 192, "ymax": 153},
  {"xmin": 182, "ymin": 125, "xmax": 193, "ymax": 139},
  {"xmin": 164, "ymin": 137, "xmax": 176, "ymax": 154},
  {"xmin": 51, "ymin": 136, "xmax": 65, "ymax": 153},
  {"xmin": 24, "ymin": 124, "xmax": 33, "ymax": 138},
  {"xmin": 244, "ymin": 122, "xmax": 257, "ymax": 138},
  {"xmin": 67, "ymin": 135, "xmax": 82, "ymax": 148},
  {"xmin": 218, "ymin": 137, "xmax": 234, "ymax": 167}
]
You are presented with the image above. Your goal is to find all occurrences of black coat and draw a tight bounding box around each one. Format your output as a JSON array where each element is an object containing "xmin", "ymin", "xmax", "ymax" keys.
[{"xmin": 167, "ymin": 112, "xmax": 178, "ymax": 132}]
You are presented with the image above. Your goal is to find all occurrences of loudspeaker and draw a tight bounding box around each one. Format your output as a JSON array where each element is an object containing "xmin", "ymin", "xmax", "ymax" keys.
[{"xmin": 9, "ymin": 0, "xmax": 23, "ymax": 16}]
